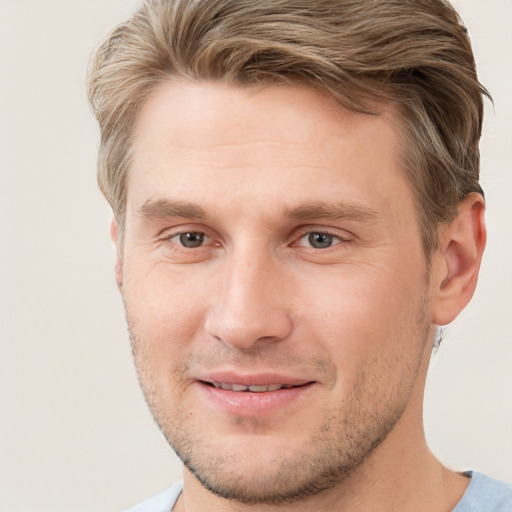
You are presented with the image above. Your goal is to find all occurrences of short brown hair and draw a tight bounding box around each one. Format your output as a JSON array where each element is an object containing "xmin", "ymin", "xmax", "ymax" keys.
[{"xmin": 88, "ymin": 0, "xmax": 490, "ymax": 254}]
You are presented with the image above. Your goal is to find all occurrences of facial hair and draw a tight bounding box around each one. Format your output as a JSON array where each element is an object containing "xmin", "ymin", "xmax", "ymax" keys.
[{"xmin": 127, "ymin": 290, "xmax": 431, "ymax": 506}]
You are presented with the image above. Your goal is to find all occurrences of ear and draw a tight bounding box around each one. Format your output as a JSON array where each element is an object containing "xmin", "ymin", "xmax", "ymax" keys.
[
  {"xmin": 110, "ymin": 217, "xmax": 123, "ymax": 291},
  {"xmin": 431, "ymin": 192, "xmax": 486, "ymax": 326}
]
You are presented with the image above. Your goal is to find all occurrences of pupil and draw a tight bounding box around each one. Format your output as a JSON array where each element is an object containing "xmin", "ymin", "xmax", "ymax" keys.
[
  {"xmin": 308, "ymin": 232, "xmax": 332, "ymax": 249},
  {"xmin": 180, "ymin": 232, "xmax": 204, "ymax": 248}
]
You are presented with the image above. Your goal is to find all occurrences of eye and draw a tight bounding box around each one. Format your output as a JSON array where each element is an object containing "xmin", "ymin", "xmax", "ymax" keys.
[
  {"xmin": 297, "ymin": 231, "xmax": 344, "ymax": 249},
  {"xmin": 171, "ymin": 231, "xmax": 209, "ymax": 248}
]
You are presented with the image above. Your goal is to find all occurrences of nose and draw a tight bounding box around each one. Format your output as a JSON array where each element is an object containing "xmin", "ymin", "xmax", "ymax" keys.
[{"xmin": 204, "ymin": 249, "xmax": 293, "ymax": 350}]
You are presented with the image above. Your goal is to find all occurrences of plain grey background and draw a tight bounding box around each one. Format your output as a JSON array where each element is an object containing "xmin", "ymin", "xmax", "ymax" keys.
[{"xmin": 1, "ymin": 1, "xmax": 510, "ymax": 510}]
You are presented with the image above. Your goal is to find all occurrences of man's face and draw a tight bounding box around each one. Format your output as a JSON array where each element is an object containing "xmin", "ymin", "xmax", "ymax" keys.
[{"xmin": 120, "ymin": 81, "xmax": 435, "ymax": 503}]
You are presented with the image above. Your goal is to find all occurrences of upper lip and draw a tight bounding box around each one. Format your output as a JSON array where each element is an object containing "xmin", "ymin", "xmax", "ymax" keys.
[{"xmin": 195, "ymin": 371, "xmax": 314, "ymax": 388}]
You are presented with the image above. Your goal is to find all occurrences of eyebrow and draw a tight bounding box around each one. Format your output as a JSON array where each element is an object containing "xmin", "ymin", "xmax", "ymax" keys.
[
  {"xmin": 138, "ymin": 199, "xmax": 207, "ymax": 220},
  {"xmin": 138, "ymin": 198, "xmax": 381, "ymax": 224},
  {"xmin": 285, "ymin": 202, "xmax": 381, "ymax": 223}
]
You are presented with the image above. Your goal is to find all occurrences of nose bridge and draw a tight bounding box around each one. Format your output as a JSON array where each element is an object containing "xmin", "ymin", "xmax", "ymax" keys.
[{"xmin": 205, "ymin": 243, "xmax": 292, "ymax": 349}]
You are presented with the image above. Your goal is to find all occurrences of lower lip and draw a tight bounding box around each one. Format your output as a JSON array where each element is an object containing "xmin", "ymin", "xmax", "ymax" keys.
[{"xmin": 196, "ymin": 382, "xmax": 314, "ymax": 416}]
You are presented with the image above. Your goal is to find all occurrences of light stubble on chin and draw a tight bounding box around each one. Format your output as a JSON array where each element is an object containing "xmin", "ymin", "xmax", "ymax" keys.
[{"xmin": 174, "ymin": 383, "xmax": 407, "ymax": 506}]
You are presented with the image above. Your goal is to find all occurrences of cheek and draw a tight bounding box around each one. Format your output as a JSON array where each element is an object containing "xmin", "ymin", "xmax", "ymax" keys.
[
  {"xmin": 123, "ymin": 274, "xmax": 202, "ymax": 413},
  {"xmin": 294, "ymin": 264, "xmax": 427, "ymax": 367},
  {"xmin": 122, "ymin": 259, "xmax": 212, "ymax": 365}
]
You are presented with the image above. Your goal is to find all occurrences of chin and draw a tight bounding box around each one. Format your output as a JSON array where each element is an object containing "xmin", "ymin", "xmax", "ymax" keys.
[{"xmin": 164, "ymin": 411, "xmax": 391, "ymax": 506}]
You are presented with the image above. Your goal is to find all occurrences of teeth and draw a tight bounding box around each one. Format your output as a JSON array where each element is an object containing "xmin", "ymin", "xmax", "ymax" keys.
[
  {"xmin": 210, "ymin": 382, "xmax": 288, "ymax": 392},
  {"xmin": 248, "ymin": 385, "xmax": 268, "ymax": 392}
]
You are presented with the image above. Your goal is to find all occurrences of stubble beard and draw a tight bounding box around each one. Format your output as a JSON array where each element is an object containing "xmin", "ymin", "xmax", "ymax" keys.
[
  {"xmin": 127, "ymin": 292, "xmax": 431, "ymax": 506},
  {"xmin": 171, "ymin": 386, "xmax": 410, "ymax": 505}
]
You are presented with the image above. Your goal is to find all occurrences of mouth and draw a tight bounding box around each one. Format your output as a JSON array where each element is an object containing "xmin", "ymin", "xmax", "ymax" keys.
[
  {"xmin": 203, "ymin": 382, "xmax": 302, "ymax": 392},
  {"xmin": 195, "ymin": 375, "xmax": 315, "ymax": 416}
]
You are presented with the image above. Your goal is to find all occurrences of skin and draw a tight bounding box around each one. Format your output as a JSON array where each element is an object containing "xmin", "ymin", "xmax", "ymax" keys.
[{"xmin": 114, "ymin": 80, "xmax": 486, "ymax": 511}]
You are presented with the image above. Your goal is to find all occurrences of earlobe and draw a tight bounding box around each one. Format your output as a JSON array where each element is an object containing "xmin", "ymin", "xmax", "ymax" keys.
[
  {"xmin": 432, "ymin": 193, "xmax": 486, "ymax": 326},
  {"xmin": 110, "ymin": 217, "xmax": 123, "ymax": 291}
]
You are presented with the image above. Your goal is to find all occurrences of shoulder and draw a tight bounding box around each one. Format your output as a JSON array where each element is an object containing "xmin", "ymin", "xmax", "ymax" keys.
[
  {"xmin": 453, "ymin": 472, "xmax": 512, "ymax": 512},
  {"xmin": 126, "ymin": 482, "xmax": 183, "ymax": 512}
]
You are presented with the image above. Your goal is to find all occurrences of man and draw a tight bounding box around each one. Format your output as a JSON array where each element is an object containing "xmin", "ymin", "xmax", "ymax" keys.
[{"xmin": 87, "ymin": 0, "xmax": 512, "ymax": 510}]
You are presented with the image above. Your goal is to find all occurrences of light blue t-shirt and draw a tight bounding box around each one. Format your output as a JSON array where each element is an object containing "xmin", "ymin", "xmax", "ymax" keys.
[
  {"xmin": 453, "ymin": 472, "xmax": 512, "ymax": 511},
  {"xmin": 126, "ymin": 472, "xmax": 512, "ymax": 512}
]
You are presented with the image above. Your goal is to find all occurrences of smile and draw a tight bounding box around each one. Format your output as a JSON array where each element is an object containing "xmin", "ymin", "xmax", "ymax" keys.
[
  {"xmin": 208, "ymin": 382, "xmax": 297, "ymax": 392},
  {"xmin": 197, "ymin": 377, "xmax": 315, "ymax": 416}
]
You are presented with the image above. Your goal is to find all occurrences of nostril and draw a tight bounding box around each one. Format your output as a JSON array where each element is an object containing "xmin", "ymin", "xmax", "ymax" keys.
[{"xmin": 204, "ymin": 309, "xmax": 294, "ymax": 351}]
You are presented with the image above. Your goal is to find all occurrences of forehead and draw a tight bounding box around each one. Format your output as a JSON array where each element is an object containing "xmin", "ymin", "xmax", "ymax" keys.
[
  {"xmin": 131, "ymin": 80, "xmax": 398, "ymax": 160},
  {"xmin": 127, "ymin": 80, "xmax": 411, "ymax": 222}
]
